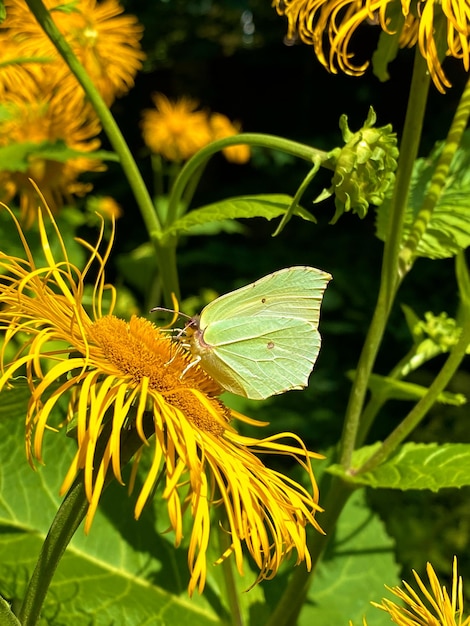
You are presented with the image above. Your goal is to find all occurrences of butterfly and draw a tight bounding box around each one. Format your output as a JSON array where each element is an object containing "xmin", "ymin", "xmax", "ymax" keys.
[{"xmin": 178, "ymin": 266, "xmax": 331, "ymax": 400}]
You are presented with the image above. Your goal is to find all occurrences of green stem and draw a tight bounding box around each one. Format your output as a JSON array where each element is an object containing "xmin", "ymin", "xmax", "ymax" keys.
[
  {"xmin": 273, "ymin": 157, "xmax": 321, "ymax": 235},
  {"xmin": 338, "ymin": 47, "xmax": 431, "ymax": 469},
  {"xmin": 24, "ymin": 0, "xmax": 179, "ymax": 305},
  {"xmin": 216, "ymin": 512, "xmax": 244, "ymax": 626},
  {"xmin": 17, "ymin": 415, "xmax": 156, "ymax": 625},
  {"xmin": 166, "ymin": 134, "xmax": 328, "ymax": 227},
  {"xmin": 357, "ymin": 306, "xmax": 470, "ymax": 475},
  {"xmin": 17, "ymin": 479, "xmax": 89, "ymax": 626},
  {"xmin": 356, "ymin": 345, "xmax": 422, "ymax": 445},
  {"xmin": 265, "ymin": 476, "xmax": 355, "ymax": 626}
]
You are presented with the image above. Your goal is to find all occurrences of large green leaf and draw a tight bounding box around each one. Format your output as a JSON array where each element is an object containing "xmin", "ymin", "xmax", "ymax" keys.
[
  {"xmin": 0, "ymin": 384, "xmax": 267, "ymax": 625},
  {"xmin": 329, "ymin": 442, "xmax": 470, "ymax": 490},
  {"xmin": 159, "ymin": 194, "xmax": 315, "ymax": 241},
  {"xmin": 376, "ymin": 131, "xmax": 470, "ymax": 258},
  {"xmin": 298, "ymin": 490, "xmax": 399, "ymax": 626}
]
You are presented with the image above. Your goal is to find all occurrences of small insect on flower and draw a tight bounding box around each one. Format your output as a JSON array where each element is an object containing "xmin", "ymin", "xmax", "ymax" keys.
[{"xmin": 153, "ymin": 266, "xmax": 331, "ymax": 400}]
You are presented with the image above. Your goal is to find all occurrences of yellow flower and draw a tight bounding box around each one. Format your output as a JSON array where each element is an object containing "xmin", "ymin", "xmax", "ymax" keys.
[
  {"xmin": 89, "ymin": 195, "xmax": 123, "ymax": 220},
  {"xmin": 141, "ymin": 93, "xmax": 214, "ymax": 162},
  {"xmin": 0, "ymin": 34, "xmax": 44, "ymax": 96},
  {"xmin": 351, "ymin": 557, "xmax": 470, "ymax": 625},
  {"xmin": 0, "ymin": 86, "xmax": 104, "ymax": 227},
  {"xmin": 141, "ymin": 93, "xmax": 250, "ymax": 163},
  {"xmin": 0, "ymin": 199, "xmax": 324, "ymax": 594},
  {"xmin": 210, "ymin": 112, "xmax": 251, "ymax": 164},
  {"xmin": 3, "ymin": 0, "xmax": 145, "ymax": 106},
  {"xmin": 273, "ymin": 0, "xmax": 470, "ymax": 93}
]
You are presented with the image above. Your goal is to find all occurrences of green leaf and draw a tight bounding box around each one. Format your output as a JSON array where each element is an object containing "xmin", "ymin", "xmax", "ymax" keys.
[
  {"xmin": 328, "ymin": 442, "xmax": 470, "ymax": 490},
  {"xmin": 0, "ymin": 140, "xmax": 117, "ymax": 173},
  {"xmin": 371, "ymin": 6, "xmax": 405, "ymax": 82},
  {"xmin": 352, "ymin": 371, "xmax": 467, "ymax": 405},
  {"xmin": 159, "ymin": 194, "xmax": 315, "ymax": 241},
  {"xmin": 0, "ymin": 597, "xmax": 20, "ymax": 626},
  {"xmin": 376, "ymin": 130, "xmax": 470, "ymax": 258},
  {"xmin": 0, "ymin": 384, "xmax": 258, "ymax": 625},
  {"xmin": 297, "ymin": 490, "xmax": 399, "ymax": 626}
]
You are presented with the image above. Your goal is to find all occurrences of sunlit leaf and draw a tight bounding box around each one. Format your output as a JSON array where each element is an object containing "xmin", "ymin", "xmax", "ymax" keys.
[
  {"xmin": 376, "ymin": 131, "xmax": 470, "ymax": 258},
  {"xmin": 329, "ymin": 442, "xmax": 470, "ymax": 490},
  {"xmin": 298, "ymin": 490, "xmax": 399, "ymax": 626},
  {"xmin": 0, "ymin": 384, "xmax": 261, "ymax": 625},
  {"xmin": 159, "ymin": 194, "xmax": 315, "ymax": 241}
]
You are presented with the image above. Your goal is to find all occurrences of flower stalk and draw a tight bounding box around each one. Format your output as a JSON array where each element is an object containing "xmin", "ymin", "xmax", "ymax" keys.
[
  {"xmin": 339, "ymin": 45, "xmax": 431, "ymax": 470},
  {"xmin": 166, "ymin": 133, "xmax": 329, "ymax": 227},
  {"xmin": 18, "ymin": 413, "xmax": 156, "ymax": 626},
  {"xmin": 23, "ymin": 0, "xmax": 180, "ymax": 304}
]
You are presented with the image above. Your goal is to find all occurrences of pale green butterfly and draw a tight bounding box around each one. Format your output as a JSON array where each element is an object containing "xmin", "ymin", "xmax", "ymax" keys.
[{"xmin": 180, "ymin": 266, "xmax": 331, "ymax": 400}]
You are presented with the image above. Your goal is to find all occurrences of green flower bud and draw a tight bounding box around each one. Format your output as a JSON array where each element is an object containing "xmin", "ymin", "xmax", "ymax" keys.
[{"xmin": 319, "ymin": 108, "xmax": 399, "ymax": 224}]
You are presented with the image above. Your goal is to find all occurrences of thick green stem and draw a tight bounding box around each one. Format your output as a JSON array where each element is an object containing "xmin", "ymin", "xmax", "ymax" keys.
[
  {"xmin": 17, "ymin": 479, "xmax": 89, "ymax": 626},
  {"xmin": 216, "ymin": 512, "xmax": 244, "ymax": 626},
  {"xmin": 265, "ymin": 477, "xmax": 355, "ymax": 626},
  {"xmin": 338, "ymin": 48, "xmax": 431, "ymax": 469},
  {"xmin": 24, "ymin": 0, "xmax": 179, "ymax": 305},
  {"xmin": 17, "ymin": 416, "xmax": 156, "ymax": 625}
]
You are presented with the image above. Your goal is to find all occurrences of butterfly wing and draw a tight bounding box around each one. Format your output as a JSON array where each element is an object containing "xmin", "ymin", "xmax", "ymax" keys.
[
  {"xmin": 199, "ymin": 266, "xmax": 331, "ymax": 331},
  {"xmin": 189, "ymin": 315, "xmax": 321, "ymax": 399}
]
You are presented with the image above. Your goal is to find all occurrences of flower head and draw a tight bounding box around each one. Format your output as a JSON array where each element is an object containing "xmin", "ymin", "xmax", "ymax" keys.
[
  {"xmin": 0, "ymin": 198, "xmax": 323, "ymax": 594},
  {"xmin": 141, "ymin": 93, "xmax": 213, "ymax": 162},
  {"xmin": 0, "ymin": 86, "xmax": 104, "ymax": 227},
  {"xmin": 273, "ymin": 0, "xmax": 470, "ymax": 93},
  {"xmin": 141, "ymin": 93, "xmax": 250, "ymax": 163},
  {"xmin": 350, "ymin": 557, "xmax": 470, "ymax": 625},
  {"xmin": 315, "ymin": 108, "xmax": 398, "ymax": 222},
  {"xmin": 3, "ymin": 0, "xmax": 145, "ymax": 106},
  {"xmin": 210, "ymin": 113, "xmax": 251, "ymax": 164}
]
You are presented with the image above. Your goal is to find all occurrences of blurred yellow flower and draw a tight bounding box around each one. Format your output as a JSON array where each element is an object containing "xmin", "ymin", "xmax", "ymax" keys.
[
  {"xmin": 0, "ymin": 199, "xmax": 324, "ymax": 594},
  {"xmin": 0, "ymin": 34, "xmax": 44, "ymax": 96},
  {"xmin": 141, "ymin": 93, "xmax": 213, "ymax": 162},
  {"xmin": 210, "ymin": 112, "xmax": 251, "ymax": 164},
  {"xmin": 350, "ymin": 557, "xmax": 470, "ymax": 625},
  {"xmin": 0, "ymin": 87, "xmax": 104, "ymax": 227},
  {"xmin": 89, "ymin": 195, "xmax": 123, "ymax": 220},
  {"xmin": 273, "ymin": 0, "xmax": 470, "ymax": 93},
  {"xmin": 3, "ymin": 0, "xmax": 145, "ymax": 105},
  {"xmin": 141, "ymin": 92, "xmax": 251, "ymax": 163}
]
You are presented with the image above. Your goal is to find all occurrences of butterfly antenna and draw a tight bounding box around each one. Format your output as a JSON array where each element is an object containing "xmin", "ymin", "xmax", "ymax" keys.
[{"xmin": 150, "ymin": 293, "xmax": 191, "ymax": 328}]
